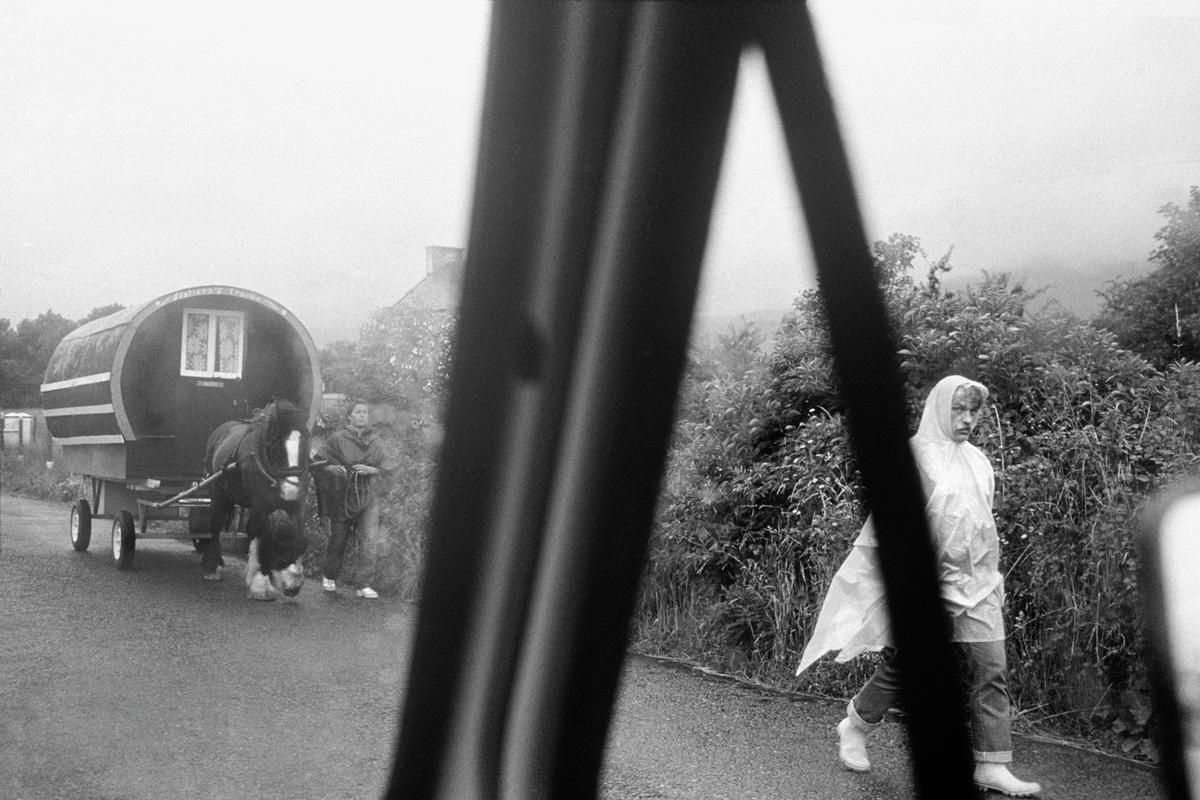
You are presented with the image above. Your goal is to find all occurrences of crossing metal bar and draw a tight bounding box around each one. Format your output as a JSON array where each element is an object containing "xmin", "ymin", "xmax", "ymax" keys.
[
  {"xmin": 146, "ymin": 467, "xmax": 228, "ymax": 509},
  {"xmin": 757, "ymin": 5, "xmax": 973, "ymax": 796},
  {"xmin": 499, "ymin": 6, "xmax": 742, "ymax": 796},
  {"xmin": 387, "ymin": 5, "xmax": 572, "ymax": 797},
  {"xmin": 389, "ymin": 3, "xmax": 973, "ymax": 799}
]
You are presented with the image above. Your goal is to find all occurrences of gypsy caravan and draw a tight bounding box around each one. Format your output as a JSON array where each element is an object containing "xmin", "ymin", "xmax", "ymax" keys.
[{"xmin": 41, "ymin": 285, "xmax": 322, "ymax": 569}]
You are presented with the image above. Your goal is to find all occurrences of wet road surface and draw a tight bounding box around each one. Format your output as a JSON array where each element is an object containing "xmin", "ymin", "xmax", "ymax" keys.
[{"xmin": 1, "ymin": 493, "xmax": 1162, "ymax": 799}]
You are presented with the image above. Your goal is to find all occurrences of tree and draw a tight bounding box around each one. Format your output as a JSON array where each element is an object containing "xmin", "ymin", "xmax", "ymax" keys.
[
  {"xmin": 0, "ymin": 305, "xmax": 125, "ymax": 407},
  {"xmin": 1097, "ymin": 186, "xmax": 1200, "ymax": 366},
  {"xmin": 80, "ymin": 304, "xmax": 125, "ymax": 324},
  {"xmin": 0, "ymin": 311, "xmax": 76, "ymax": 407},
  {"xmin": 318, "ymin": 339, "xmax": 360, "ymax": 401},
  {"xmin": 0, "ymin": 319, "xmax": 22, "ymax": 406},
  {"xmin": 315, "ymin": 302, "xmax": 456, "ymax": 598}
]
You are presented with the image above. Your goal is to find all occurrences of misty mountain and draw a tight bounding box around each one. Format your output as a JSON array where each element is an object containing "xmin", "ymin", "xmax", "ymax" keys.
[
  {"xmin": 946, "ymin": 258, "xmax": 1151, "ymax": 318},
  {"xmin": 689, "ymin": 258, "xmax": 1154, "ymax": 352},
  {"xmin": 310, "ymin": 258, "xmax": 1154, "ymax": 349}
]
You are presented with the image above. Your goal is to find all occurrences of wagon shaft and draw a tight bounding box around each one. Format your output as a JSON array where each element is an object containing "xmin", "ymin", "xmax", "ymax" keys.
[{"xmin": 146, "ymin": 464, "xmax": 233, "ymax": 511}]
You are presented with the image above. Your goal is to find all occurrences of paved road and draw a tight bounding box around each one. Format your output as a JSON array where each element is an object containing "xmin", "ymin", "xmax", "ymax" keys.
[
  {"xmin": 1, "ymin": 492, "xmax": 411, "ymax": 800},
  {"xmin": 1, "ymin": 493, "xmax": 1163, "ymax": 799},
  {"xmin": 606, "ymin": 659, "xmax": 1161, "ymax": 799}
]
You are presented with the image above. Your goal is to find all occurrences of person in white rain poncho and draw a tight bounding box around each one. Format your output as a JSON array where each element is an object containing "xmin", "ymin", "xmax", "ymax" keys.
[{"xmin": 796, "ymin": 375, "xmax": 1041, "ymax": 797}]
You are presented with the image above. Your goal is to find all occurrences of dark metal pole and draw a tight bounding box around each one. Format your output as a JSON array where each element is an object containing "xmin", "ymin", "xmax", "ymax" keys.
[
  {"xmin": 756, "ymin": 5, "xmax": 974, "ymax": 797},
  {"xmin": 500, "ymin": 5, "xmax": 744, "ymax": 797},
  {"xmin": 386, "ymin": 5, "xmax": 568, "ymax": 796},
  {"xmin": 436, "ymin": 5, "xmax": 637, "ymax": 796},
  {"xmin": 390, "ymin": 2, "xmax": 977, "ymax": 798}
]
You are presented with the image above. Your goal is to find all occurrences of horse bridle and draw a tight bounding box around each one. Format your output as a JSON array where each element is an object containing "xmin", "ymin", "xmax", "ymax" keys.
[
  {"xmin": 243, "ymin": 424, "xmax": 306, "ymax": 490},
  {"xmin": 247, "ymin": 452, "xmax": 303, "ymax": 488}
]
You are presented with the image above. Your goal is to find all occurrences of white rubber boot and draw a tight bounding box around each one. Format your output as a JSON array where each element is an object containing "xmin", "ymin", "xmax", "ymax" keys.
[
  {"xmin": 973, "ymin": 763, "xmax": 1042, "ymax": 797},
  {"xmin": 836, "ymin": 701, "xmax": 880, "ymax": 772}
]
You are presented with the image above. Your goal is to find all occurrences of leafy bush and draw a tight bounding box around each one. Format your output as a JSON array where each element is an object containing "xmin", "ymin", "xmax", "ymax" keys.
[
  {"xmin": 636, "ymin": 234, "xmax": 1200, "ymax": 755},
  {"xmin": 0, "ymin": 450, "xmax": 71, "ymax": 501},
  {"xmin": 306, "ymin": 230, "xmax": 1200, "ymax": 755},
  {"xmin": 1097, "ymin": 186, "xmax": 1200, "ymax": 367},
  {"xmin": 1, "ymin": 305, "xmax": 125, "ymax": 407},
  {"xmin": 314, "ymin": 304, "xmax": 454, "ymax": 600}
]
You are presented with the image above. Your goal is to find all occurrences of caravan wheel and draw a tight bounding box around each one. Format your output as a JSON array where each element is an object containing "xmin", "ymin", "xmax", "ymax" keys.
[
  {"xmin": 69, "ymin": 499, "xmax": 92, "ymax": 551},
  {"xmin": 111, "ymin": 511, "xmax": 136, "ymax": 570}
]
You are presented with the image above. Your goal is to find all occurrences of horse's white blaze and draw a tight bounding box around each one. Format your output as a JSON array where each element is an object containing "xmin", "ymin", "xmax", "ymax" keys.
[
  {"xmin": 280, "ymin": 430, "xmax": 302, "ymax": 501},
  {"xmin": 285, "ymin": 430, "xmax": 301, "ymax": 467}
]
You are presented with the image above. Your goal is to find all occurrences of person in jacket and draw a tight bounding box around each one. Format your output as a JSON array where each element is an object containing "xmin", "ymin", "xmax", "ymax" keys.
[
  {"xmin": 796, "ymin": 375, "xmax": 1040, "ymax": 797},
  {"xmin": 314, "ymin": 399, "xmax": 392, "ymax": 599}
]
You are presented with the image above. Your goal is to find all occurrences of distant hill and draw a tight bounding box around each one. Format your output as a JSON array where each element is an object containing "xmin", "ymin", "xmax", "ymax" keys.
[
  {"xmin": 307, "ymin": 259, "xmax": 1154, "ymax": 350},
  {"xmin": 691, "ymin": 308, "xmax": 791, "ymax": 348},
  {"xmin": 687, "ymin": 259, "xmax": 1154, "ymax": 355},
  {"xmin": 944, "ymin": 259, "xmax": 1152, "ymax": 319}
]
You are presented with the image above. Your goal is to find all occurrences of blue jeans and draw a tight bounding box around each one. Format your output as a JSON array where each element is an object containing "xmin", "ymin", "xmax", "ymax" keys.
[
  {"xmin": 322, "ymin": 498, "xmax": 381, "ymax": 586},
  {"xmin": 851, "ymin": 642, "xmax": 1013, "ymax": 763}
]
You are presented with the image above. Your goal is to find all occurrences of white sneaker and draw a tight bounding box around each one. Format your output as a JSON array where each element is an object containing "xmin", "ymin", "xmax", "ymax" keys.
[
  {"xmin": 974, "ymin": 763, "xmax": 1041, "ymax": 797},
  {"xmin": 356, "ymin": 587, "xmax": 379, "ymax": 599},
  {"xmin": 321, "ymin": 577, "xmax": 337, "ymax": 592}
]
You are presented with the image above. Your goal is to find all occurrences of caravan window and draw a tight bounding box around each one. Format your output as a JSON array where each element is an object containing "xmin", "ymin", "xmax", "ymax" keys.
[{"xmin": 180, "ymin": 308, "xmax": 245, "ymax": 379}]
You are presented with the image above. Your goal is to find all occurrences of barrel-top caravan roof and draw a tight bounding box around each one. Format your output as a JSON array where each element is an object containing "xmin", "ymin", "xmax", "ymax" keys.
[{"xmin": 42, "ymin": 286, "xmax": 322, "ymax": 454}]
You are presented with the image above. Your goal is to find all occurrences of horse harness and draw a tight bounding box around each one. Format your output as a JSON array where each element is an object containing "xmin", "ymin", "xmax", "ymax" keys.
[{"xmin": 213, "ymin": 413, "xmax": 305, "ymax": 489}]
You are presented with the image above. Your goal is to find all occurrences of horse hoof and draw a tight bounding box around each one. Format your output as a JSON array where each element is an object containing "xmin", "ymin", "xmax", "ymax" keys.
[
  {"xmin": 249, "ymin": 591, "xmax": 277, "ymax": 602},
  {"xmin": 202, "ymin": 572, "xmax": 223, "ymax": 582}
]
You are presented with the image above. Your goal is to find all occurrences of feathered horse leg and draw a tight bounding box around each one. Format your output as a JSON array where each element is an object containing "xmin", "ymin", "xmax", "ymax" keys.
[{"xmin": 244, "ymin": 513, "xmax": 276, "ymax": 601}]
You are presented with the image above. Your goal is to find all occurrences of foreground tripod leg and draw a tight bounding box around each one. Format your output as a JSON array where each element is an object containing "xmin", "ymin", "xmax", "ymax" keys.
[
  {"xmin": 500, "ymin": 6, "xmax": 744, "ymax": 798},
  {"xmin": 757, "ymin": 6, "xmax": 973, "ymax": 797}
]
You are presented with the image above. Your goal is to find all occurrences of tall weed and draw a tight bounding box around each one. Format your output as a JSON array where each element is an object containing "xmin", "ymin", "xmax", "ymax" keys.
[
  {"xmin": 313, "ymin": 304, "xmax": 452, "ymax": 600},
  {"xmin": 0, "ymin": 450, "xmax": 70, "ymax": 501},
  {"xmin": 636, "ymin": 239, "xmax": 1200, "ymax": 757}
]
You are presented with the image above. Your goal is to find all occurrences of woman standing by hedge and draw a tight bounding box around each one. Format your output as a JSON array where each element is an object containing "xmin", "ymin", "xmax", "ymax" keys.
[{"xmin": 314, "ymin": 399, "xmax": 393, "ymax": 599}]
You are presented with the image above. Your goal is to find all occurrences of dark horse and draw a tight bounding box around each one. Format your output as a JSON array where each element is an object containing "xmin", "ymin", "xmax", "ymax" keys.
[{"xmin": 201, "ymin": 399, "xmax": 311, "ymax": 600}]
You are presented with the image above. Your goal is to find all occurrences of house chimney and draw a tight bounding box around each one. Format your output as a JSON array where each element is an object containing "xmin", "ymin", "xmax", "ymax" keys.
[{"xmin": 425, "ymin": 245, "xmax": 466, "ymax": 276}]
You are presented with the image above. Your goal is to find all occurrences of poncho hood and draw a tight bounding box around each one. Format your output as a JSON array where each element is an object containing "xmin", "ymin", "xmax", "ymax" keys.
[
  {"xmin": 911, "ymin": 374, "xmax": 991, "ymax": 497},
  {"xmin": 915, "ymin": 374, "xmax": 989, "ymax": 445}
]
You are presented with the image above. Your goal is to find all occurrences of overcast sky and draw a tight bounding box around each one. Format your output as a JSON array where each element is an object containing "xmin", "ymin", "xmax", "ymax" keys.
[{"xmin": 3, "ymin": 2, "xmax": 1199, "ymax": 345}]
